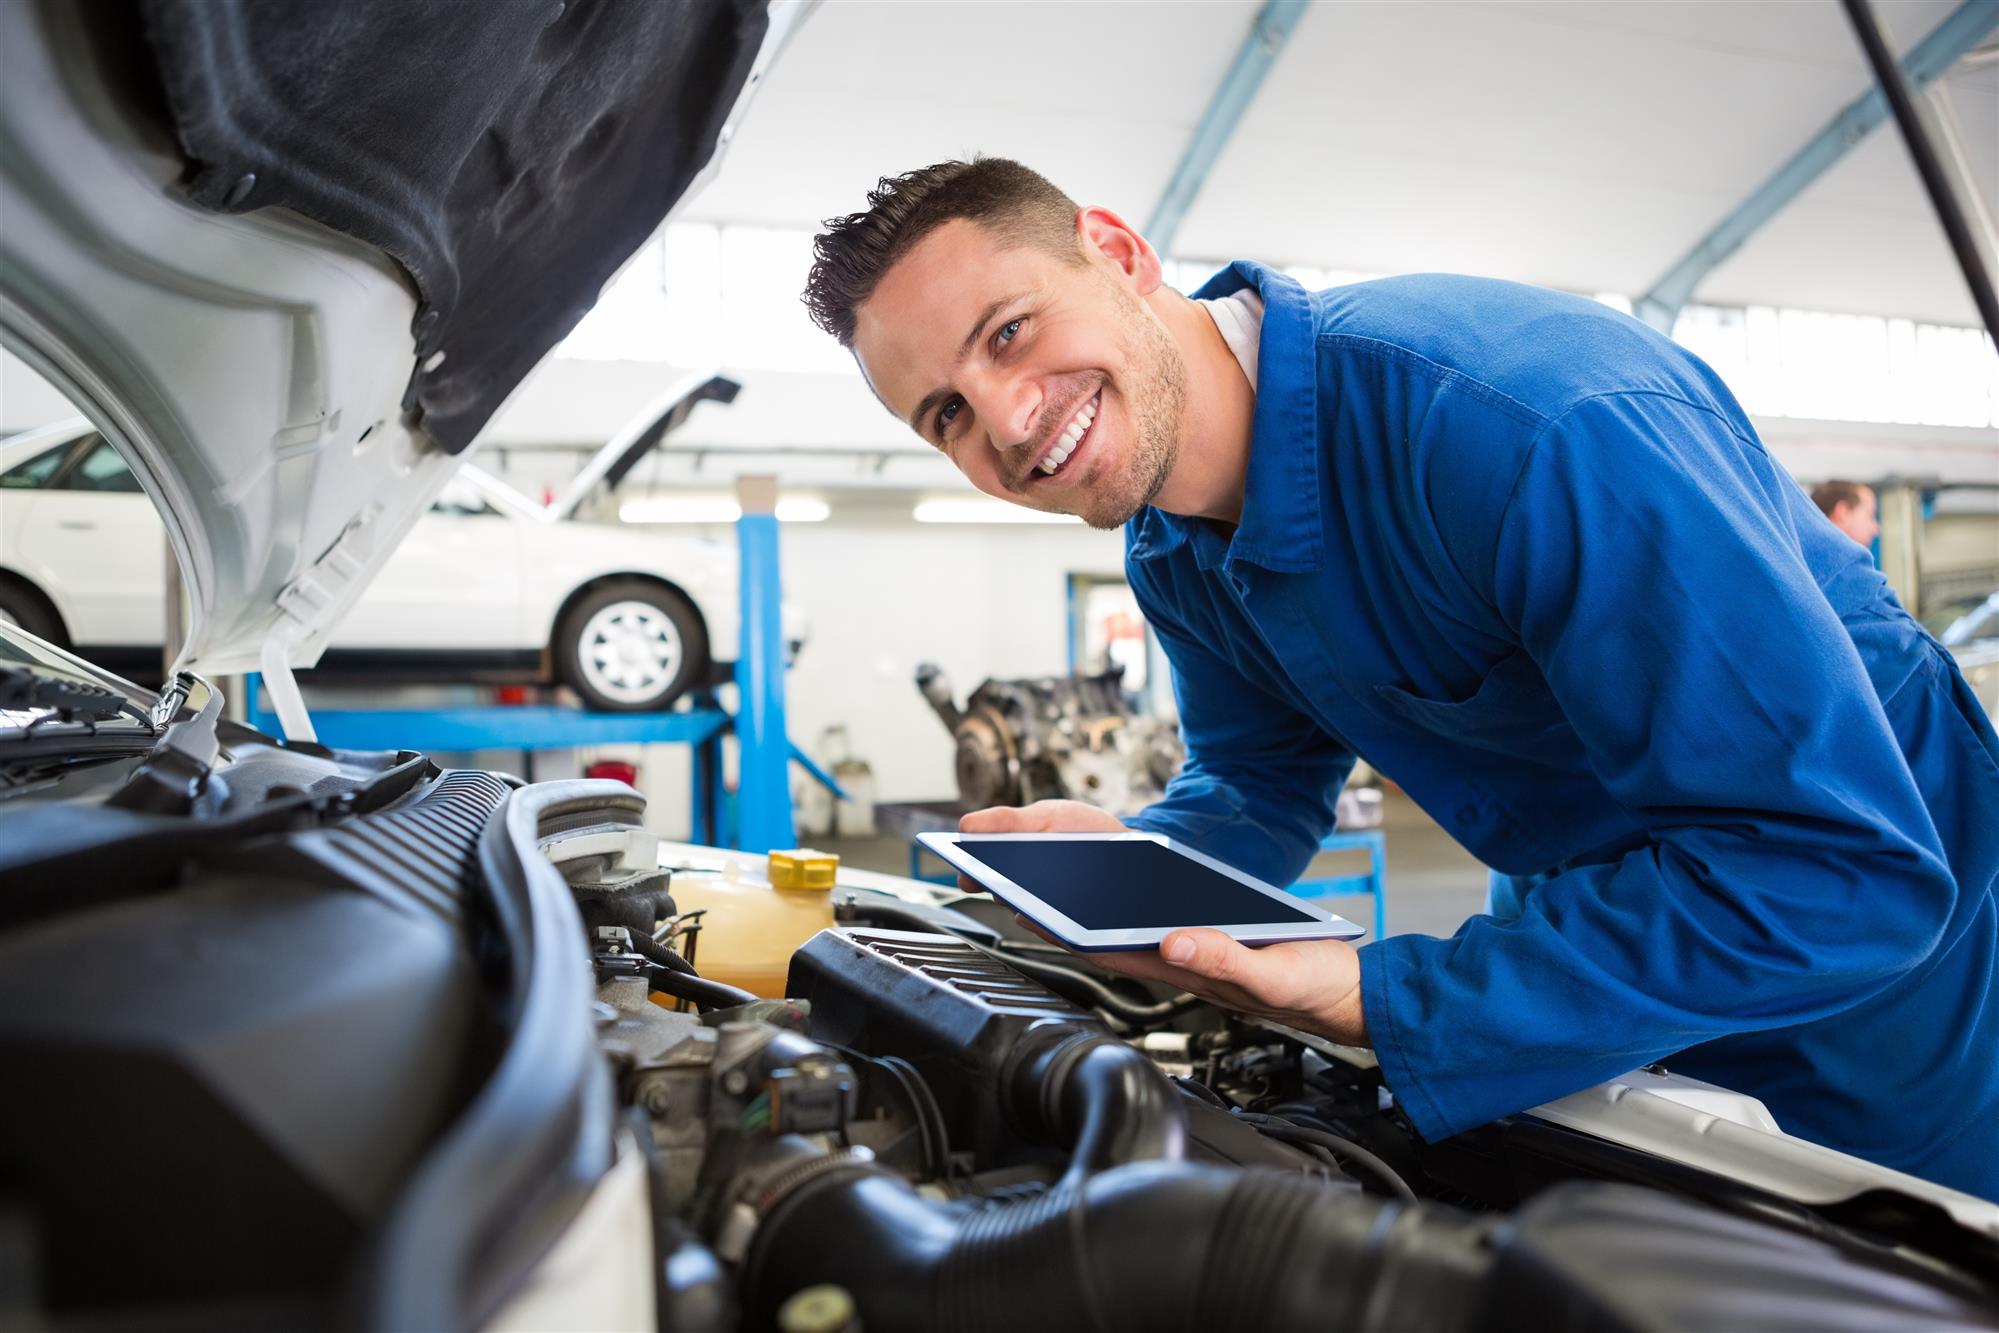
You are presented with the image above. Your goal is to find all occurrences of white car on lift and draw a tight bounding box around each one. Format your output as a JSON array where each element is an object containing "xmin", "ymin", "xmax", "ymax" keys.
[{"xmin": 0, "ymin": 378, "xmax": 804, "ymax": 712}]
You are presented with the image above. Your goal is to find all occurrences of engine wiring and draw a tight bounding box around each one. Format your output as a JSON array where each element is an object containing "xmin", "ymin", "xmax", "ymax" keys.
[{"xmin": 1234, "ymin": 1111, "xmax": 1418, "ymax": 1205}]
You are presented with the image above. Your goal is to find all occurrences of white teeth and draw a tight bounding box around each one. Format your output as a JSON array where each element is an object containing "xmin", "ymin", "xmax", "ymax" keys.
[{"xmin": 1037, "ymin": 392, "xmax": 1098, "ymax": 476}]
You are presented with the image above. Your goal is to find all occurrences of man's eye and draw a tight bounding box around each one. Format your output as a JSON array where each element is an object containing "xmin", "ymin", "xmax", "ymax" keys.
[
  {"xmin": 937, "ymin": 398, "xmax": 962, "ymax": 433},
  {"xmin": 996, "ymin": 318, "xmax": 1022, "ymax": 347}
]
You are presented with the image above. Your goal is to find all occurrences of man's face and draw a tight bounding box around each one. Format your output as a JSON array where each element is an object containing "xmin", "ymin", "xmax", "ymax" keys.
[
  {"xmin": 851, "ymin": 215, "xmax": 1186, "ymax": 531},
  {"xmin": 1832, "ymin": 487, "xmax": 1880, "ymax": 547}
]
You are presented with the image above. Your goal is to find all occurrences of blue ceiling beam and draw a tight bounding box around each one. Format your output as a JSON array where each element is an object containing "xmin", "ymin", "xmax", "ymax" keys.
[
  {"xmin": 1634, "ymin": 0, "xmax": 1999, "ymax": 332},
  {"xmin": 1145, "ymin": 0, "xmax": 1312, "ymax": 258}
]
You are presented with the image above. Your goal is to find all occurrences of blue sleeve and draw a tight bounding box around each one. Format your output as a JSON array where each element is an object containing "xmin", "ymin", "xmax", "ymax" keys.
[
  {"xmin": 1123, "ymin": 577, "xmax": 1354, "ymax": 887},
  {"xmin": 1361, "ymin": 391, "xmax": 1958, "ymax": 1141}
]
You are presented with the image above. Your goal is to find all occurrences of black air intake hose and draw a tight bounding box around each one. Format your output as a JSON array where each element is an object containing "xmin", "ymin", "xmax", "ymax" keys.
[
  {"xmin": 1008, "ymin": 1030, "xmax": 1187, "ymax": 1187},
  {"xmin": 744, "ymin": 1161, "xmax": 1491, "ymax": 1333},
  {"xmin": 742, "ymin": 1026, "xmax": 1487, "ymax": 1331}
]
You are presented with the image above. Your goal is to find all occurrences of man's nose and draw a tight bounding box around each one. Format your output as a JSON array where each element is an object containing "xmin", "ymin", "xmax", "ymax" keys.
[{"xmin": 971, "ymin": 375, "xmax": 1040, "ymax": 451}]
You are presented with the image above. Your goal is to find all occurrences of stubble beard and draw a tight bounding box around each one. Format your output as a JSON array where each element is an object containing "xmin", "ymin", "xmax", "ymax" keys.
[{"xmin": 1075, "ymin": 286, "xmax": 1187, "ymax": 532}]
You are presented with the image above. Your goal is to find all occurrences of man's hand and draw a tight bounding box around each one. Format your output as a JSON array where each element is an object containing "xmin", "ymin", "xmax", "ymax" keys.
[
  {"xmin": 947, "ymin": 803, "xmax": 1359, "ymax": 1055},
  {"xmin": 952, "ymin": 803, "xmax": 1368, "ymax": 1047},
  {"xmin": 1083, "ymin": 929, "xmax": 1368, "ymax": 1048},
  {"xmin": 953, "ymin": 800, "xmax": 1127, "ymax": 894}
]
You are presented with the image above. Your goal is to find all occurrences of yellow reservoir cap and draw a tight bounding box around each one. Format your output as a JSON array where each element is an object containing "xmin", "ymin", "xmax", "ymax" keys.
[{"xmin": 766, "ymin": 849, "xmax": 839, "ymax": 892}]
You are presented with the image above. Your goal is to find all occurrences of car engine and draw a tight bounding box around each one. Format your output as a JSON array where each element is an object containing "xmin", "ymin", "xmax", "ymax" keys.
[
  {"xmin": 3, "ymin": 770, "xmax": 1995, "ymax": 1331},
  {"xmin": 914, "ymin": 663, "xmax": 1185, "ymax": 815}
]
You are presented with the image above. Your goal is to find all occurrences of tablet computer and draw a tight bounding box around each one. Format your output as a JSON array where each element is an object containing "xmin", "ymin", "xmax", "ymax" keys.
[{"xmin": 915, "ymin": 830, "xmax": 1365, "ymax": 952}]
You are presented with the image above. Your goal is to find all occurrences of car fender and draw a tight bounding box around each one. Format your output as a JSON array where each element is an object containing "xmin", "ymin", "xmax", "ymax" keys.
[{"xmin": 521, "ymin": 522, "xmax": 739, "ymax": 661}]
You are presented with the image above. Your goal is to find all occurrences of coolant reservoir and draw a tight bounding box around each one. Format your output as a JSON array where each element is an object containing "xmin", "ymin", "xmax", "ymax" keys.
[{"xmin": 667, "ymin": 852, "xmax": 839, "ymax": 998}]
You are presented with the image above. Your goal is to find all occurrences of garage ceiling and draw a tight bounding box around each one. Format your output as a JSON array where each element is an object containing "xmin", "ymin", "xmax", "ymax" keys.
[{"xmin": 684, "ymin": 0, "xmax": 1998, "ymax": 328}]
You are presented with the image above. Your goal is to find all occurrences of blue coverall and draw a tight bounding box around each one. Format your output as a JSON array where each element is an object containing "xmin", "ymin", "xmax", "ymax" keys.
[{"xmin": 1121, "ymin": 262, "xmax": 1999, "ymax": 1198}]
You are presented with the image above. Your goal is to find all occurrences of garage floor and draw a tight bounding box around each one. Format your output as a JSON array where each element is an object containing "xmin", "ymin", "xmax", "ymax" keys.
[{"xmin": 820, "ymin": 786, "xmax": 1489, "ymax": 941}]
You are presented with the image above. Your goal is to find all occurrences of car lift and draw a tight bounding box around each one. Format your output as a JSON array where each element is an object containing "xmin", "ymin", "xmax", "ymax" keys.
[{"xmin": 246, "ymin": 474, "xmax": 838, "ymax": 854}]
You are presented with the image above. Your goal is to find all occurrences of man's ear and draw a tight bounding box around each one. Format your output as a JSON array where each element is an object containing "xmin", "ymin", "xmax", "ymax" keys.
[{"xmin": 1076, "ymin": 205, "xmax": 1163, "ymax": 296}]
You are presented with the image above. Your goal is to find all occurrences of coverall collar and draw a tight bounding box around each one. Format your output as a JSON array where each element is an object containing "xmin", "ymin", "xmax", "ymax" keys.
[{"xmin": 1124, "ymin": 260, "xmax": 1324, "ymax": 574}]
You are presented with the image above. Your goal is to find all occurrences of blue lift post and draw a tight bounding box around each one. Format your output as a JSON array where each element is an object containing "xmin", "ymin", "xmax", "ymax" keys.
[
  {"xmin": 732, "ymin": 474, "xmax": 795, "ymax": 855},
  {"xmin": 1633, "ymin": 0, "xmax": 1999, "ymax": 332},
  {"xmin": 1291, "ymin": 829, "xmax": 1388, "ymax": 941},
  {"xmin": 1145, "ymin": 0, "xmax": 1311, "ymax": 257}
]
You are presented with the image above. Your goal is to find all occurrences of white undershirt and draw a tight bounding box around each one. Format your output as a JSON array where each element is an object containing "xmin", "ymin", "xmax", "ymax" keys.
[{"xmin": 1197, "ymin": 288, "xmax": 1265, "ymax": 389}]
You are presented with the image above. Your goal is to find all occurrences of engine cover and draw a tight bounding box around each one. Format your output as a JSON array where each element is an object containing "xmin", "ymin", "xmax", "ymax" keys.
[{"xmin": 786, "ymin": 928, "xmax": 1099, "ymax": 1167}]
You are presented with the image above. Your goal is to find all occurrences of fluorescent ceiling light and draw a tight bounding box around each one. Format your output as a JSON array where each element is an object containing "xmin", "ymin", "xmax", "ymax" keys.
[
  {"xmin": 912, "ymin": 498, "xmax": 1083, "ymax": 525},
  {"xmin": 620, "ymin": 497, "xmax": 830, "ymax": 523},
  {"xmin": 776, "ymin": 498, "xmax": 832, "ymax": 523}
]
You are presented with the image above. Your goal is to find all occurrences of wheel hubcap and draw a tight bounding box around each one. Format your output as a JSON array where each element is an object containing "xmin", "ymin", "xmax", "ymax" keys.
[{"xmin": 578, "ymin": 600, "xmax": 683, "ymax": 705}]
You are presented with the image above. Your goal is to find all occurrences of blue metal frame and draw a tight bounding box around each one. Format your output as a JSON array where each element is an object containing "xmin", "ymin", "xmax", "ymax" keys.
[
  {"xmin": 733, "ymin": 506, "xmax": 794, "ymax": 854},
  {"xmin": 245, "ymin": 677, "xmax": 729, "ymax": 752},
  {"xmin": 1634, "ymin": 0, "xmax": 1999, "ymax": 332},
  {"xmin": 1290, "ymin": 829, "xmax": 1388, "ymax": 940},
  {"xmin": 1145, "ymin": 0, "xmax": 1311, "ymax": 257}
]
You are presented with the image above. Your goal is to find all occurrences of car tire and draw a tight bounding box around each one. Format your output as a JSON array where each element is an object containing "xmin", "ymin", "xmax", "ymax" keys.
[
  {"xmin": 554, "ymin": 580, "xmax": 708, "ymax": 712},
  {"xmin": 0, "ymin": 578, "xmax": 65, "ymax": 646}
]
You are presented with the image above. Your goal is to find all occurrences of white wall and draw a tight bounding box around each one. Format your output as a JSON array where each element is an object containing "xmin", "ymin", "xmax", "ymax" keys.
[{"xmin": 781, "ymin": 518, "xmax": 1126, "ymax": 796}]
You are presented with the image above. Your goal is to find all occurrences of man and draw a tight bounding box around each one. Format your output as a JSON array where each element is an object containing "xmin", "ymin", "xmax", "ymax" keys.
[
  {"xmin": 802, "ymin": 159, "xmax": 1998, "ymax": 1196},
  {"xmin": 1811, "ymin": 479, "xmax": 1881, "ymax": 548}
]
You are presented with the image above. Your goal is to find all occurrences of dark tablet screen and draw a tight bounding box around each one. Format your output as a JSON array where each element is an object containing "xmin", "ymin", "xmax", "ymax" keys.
[{"xmin": 961, "ymin": 838, "xmax": 1315, "ymax": 930}]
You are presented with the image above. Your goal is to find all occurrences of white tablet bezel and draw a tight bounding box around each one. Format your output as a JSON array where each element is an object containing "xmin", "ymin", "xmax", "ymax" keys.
[{"xmin": 915, "ymin": 830, "xmax": 1365, "ymax": 952}]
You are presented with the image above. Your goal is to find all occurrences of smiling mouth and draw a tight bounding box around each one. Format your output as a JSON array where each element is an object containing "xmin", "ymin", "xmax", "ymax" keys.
[{"xmin": 1029, "ymin": 388, "xmax": 1100, "ymax": 484}]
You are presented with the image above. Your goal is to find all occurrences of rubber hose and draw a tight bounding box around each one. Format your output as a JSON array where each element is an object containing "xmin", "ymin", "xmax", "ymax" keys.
[
  {"xmin": 1007, "ymin": 1032, "xmax": 1187, "ymax": 1188},
  {"xmin": 642, "ymin": 959, "xmax": 758, "ymax": 1012},
  {"xmin": 745, "ymin": 1160, "xmax": 1493, "ymax": 1333}
]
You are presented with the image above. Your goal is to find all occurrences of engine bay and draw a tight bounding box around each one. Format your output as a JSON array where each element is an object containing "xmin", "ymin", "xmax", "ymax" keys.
[{"xmin": 2, "ymin": 769, "xmax": 1995, "ymax": 1331}]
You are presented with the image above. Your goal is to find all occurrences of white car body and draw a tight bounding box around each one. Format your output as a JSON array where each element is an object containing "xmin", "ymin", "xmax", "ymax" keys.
[{"xmin": 1, "ymin": 417, "xmax": 791, "ymax": 683}]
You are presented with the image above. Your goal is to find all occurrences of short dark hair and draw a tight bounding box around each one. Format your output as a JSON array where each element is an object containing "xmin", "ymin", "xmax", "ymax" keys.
[
  {"xmin": 803, "ymin": 158, "xmax": 1081, "ymax": 346},
  {"xmin": 1811, "ymin": 480, "xmax": 1870, "ymax": 516}
]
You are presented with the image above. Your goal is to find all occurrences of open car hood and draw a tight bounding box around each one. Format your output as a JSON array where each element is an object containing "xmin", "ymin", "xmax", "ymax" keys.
[{"xmin": 0, "ymin": 0, "xmax": 797, "ymax": 720}]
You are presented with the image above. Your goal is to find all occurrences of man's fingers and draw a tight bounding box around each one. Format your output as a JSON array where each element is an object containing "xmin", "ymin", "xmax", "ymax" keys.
[
  {"xmin": 1013, "ymin": 914, "xmax": 1062, "ymax": 946},
  {"xmin": 958, "ymin": 805, "xmax": 1020, "ymax": 834},
  {"xmin": 957, "ymin": 800, "xmax": 1130, "ymax": 840},
  {"xmin": 957, "ymin": 873, "xmax": 986, "ymax": 895}
]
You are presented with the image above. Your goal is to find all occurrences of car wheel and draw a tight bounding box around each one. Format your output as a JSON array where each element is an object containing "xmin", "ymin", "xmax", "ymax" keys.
[
  {"xmin": 554, "ymin": 581, "xmax": 708, "ymax": 712},
  {"xmin": 0, "ymin": 581, "xmax": 64, "ymax": 645}
]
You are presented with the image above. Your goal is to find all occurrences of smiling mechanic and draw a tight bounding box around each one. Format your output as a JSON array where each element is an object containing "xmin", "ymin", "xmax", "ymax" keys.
[{"xmin": 802, "ymin": 159, "xmax": 1999, "ymax": 1196}]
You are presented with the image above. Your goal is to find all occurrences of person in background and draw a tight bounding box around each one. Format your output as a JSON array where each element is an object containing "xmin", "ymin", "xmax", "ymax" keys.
[{"xmin": 1811, "ymin": 479, "xmax": 1880, "ymax": 548}]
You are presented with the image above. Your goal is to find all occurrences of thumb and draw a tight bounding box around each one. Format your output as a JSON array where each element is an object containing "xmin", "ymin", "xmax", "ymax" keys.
[
  {"xmin": 958, "ymin": 805, "xmax": 1023, "ymax": 833},
  {"xmin": 1159, "ymin": 928, "xmax": 1243, "ymax": 980}
]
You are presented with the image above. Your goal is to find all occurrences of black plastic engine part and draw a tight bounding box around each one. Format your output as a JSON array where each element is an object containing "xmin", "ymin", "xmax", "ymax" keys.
[
  {"xmin": 788, "ymin": 928, "xmax": 1327, "ymax": 1184},
  {"xmin": 0, "ymin": 771, "xmax": 507, "ymax": 1318},
  {"xmin": 787, "ymin": 928, "xmax": 1102, "ymax": 1168},
  {"xmin": 1484, "ymin": 1181, "xmax": 1999, "ymax": 1332}
]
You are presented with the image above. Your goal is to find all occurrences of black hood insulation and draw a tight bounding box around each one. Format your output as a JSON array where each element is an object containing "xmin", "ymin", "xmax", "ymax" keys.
[{"xmin": 136, "ymin": 0, "xmax": 771, "ymax": 453}]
